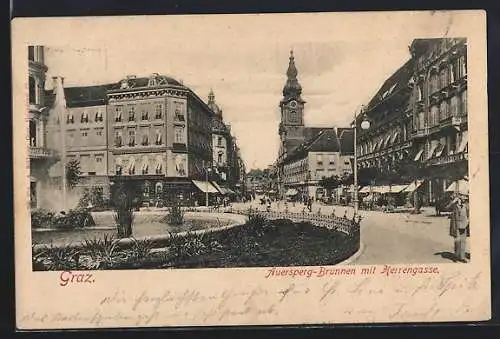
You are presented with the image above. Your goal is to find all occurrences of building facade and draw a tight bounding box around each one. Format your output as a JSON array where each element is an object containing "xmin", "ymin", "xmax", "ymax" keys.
[
  {"xmin": 356, "ymin": 60, "xmax": 414, "ymax": 186},
  {"xmin": 409, "ymin": 38, "xmax": 468, "ymax": 204},
  {"xmin": 354, "ymin": 38, "xmax": 468, "ymax": 206},
  {"xmin": 28, "ymin": 46, "xmax": 57, "ymax": 208},
  {"xmin": 106, "ymin": 74, "xmax": 213, "ymax": 204},
  {"xmin": 281, "ymin": 128, "xmax": 353, "ymax": 200}
]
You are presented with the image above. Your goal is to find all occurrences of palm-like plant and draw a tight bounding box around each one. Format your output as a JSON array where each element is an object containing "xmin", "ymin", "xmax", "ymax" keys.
[{"xmin": 66, "ymin": 159, "xmax": 82, "ymax": 189}]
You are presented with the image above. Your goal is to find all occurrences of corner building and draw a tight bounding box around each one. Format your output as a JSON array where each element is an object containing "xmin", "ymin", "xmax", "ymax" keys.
[{"xmin": 106, "ymin": 74, "xmax": 213, "ymax": 205}]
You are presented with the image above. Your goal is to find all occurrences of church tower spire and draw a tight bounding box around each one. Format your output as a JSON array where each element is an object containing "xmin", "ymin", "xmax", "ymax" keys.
[{"xmin": 283, "ymin": 49, "xmax": 302, "ymax": 99}]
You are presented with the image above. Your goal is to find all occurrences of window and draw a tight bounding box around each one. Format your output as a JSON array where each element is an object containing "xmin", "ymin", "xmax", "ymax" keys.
[
  {"xmin": 174, "ymin": 104, "xmax": 185, "ymax": 121},
  {"xmin": 128, "ymin": 105, "xmax": 136, "ymax": 121},
  {"xmin": 96, "ymin": 157, "xmax": 103, "ymax": 163},
  {"xmin": 218, "ymin": 151, "xmax": 224, "ymax": 164},
  {"xmin": 116, "ymin": 164, "xmax": 122, "ymax": 175},
  {"xmin": 115, "ymin": 106, "xmax": 123, "ymax": 122},
  {"xmin": 81, "ymin": 112, "xmax": 89, "ymax": 123},
  {"xmin": 440, "ymin": 68, "xmax": 449, "ymax": 89},
  {"xmin": 217, "ymin": 136, "xmax": 223, "ymax": 147},
  {"xmin": 440, "ymin": 100, "xmax": 449, "ymax": 121},
  {"xmin": 449, "ymin": 63, "xmax": 456, "ymax": 83},
  {"xmin": 174, "ymin": 126, "xmax": 184, "ymax": 143},
  {"xmin": 28, "ymin": 46, "xmax": 35, "ymax": 61},
  {"xmin": 461, "ymin": 90, "xmax": 467, "ymax": 115},
  {"xmin": 155, "ymin": 130, "xmax": 162, "ymax": 145},
  {"xmin": 95, "ymin": 111, "xmax": 103, "ymax": 122},
  {"xmin": 29, "ymin": 76, "xmax": 36, "ymax": 104},
  {"xmin": 329, "ymin": 154, "xmax": 335, "ymax": 165},
  {"xmin": 430, "ymin": 105, "xmax": 439, "ymax": 127},
  {"xmin": 450, "ymin": 95, "xmax": 460, "ymax": 117},
  {"xmin": 317, "ymin": 154, "xmax": 323, "ymax": 165},
  {"xmin": 128, "ymin": 130, "xmax": 136, "ymax": 146},
  {"xmin": 460, "ymin": 55, "xmax": 467, "ymax": 77},
  {"xmin": 141, "ymin": 108, "xmax": 149, "ymax": 120},
  {"xmin": 96, "ymin": 130, "xmax": 103, "ymax": 137},
  {"xmin": 416, "ymin": 84, "xmax": 423, "ymax": 101},
  {"xmin": 154, "ymin": 103, "xmax": 163, "ymax": 119},
  {"xmin": 418, "ymin": 111, "xmax": 425, "ymax": 130},
  {"xmin": 141, "ymin": 133, "xmax": 149, "ymax": 146},
  {"xmin": 82, "ymin": 131, "xmax": 88, "ymax": 137},
  {"xmin": 115, "ymin": 131, "xmax": 122, "ymax": 147}
]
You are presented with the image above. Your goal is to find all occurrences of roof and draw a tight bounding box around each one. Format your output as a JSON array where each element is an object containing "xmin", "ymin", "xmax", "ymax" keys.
[
  {"xmin": 366, "ymin": 59, "xmax": 413, "ymax": 111},
  {"xmin": 108, "ymin": 74, "xmax": 184, "ymax": 91},
  {"xmin": 338, "ymin": 128, "xmax": 354, "ymax": 156},
  {"xmin": 284, "ymin": 128, "xmax": 342, "ymax": 163},
  {"xmin": 63, "ymin": 84, "xmax": 113, "ymax": 108}
]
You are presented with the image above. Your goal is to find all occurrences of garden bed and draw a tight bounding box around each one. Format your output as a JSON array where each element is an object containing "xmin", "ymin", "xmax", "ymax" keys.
[{"xmin": 33, "ymin": 217, "xmax": 360, "ymax": 270}]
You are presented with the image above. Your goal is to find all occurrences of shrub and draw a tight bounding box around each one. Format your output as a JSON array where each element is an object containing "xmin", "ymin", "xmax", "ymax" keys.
[
  {"xmin": 78, "ymin": 186, "xmax": 106, "ymax": 209},
  {"xmin": 165, "ymin": 201, "xmax": 184, "ymax": 225},
  {"xmin": 33, "ymin": 244, "xmax": 81, "ymax": 271},
  {"xmin": 53, "ymin": 208, "xmax": 96, "ymax": 230},
  {"xmin": 31, "ymin": 209, "xmax": 55, "ymax": 229}
]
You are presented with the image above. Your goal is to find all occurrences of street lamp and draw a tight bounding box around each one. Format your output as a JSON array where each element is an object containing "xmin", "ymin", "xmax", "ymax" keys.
[{"xmin": 353, "ymin": 106, "xmax": 371, "ymax": 217}]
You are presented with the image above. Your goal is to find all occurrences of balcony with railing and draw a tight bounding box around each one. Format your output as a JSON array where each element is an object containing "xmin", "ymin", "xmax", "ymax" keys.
[{"xmin": 426, "ymin": 151, "xmax": 468, "ymax": 166}]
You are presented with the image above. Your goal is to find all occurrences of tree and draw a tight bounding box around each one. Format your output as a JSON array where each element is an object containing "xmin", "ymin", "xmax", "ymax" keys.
[
  {"xmin": 319, "ymin": 175, "xmax": 342, "ymax": 190},
  {"xmin": 65, "ymin": 159, "xmax": 82, "ymax": 189}
]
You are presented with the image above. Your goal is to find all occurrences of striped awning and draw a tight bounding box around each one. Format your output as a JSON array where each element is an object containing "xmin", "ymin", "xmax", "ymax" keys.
[
  {"xmin": 403, "ymin": 180, "xmax": 424, "ymax": 193},
  {"xmin": 413, "ymin": 148, "xmax": 424, "ymax": 161},
  {"xmin": 192, "ymin": 180, "xmax": 219, "ymax": 193}
]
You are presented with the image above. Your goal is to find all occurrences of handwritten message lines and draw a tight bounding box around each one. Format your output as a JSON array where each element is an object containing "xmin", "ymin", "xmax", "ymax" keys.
[{"xmin": 17, "ymin": 264, "xmax": 490, "ymax": 329}]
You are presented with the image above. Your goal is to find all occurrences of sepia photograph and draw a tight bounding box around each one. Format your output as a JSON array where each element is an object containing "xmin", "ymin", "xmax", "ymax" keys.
[
  {"xmin": 13, "ymin": 11, "xmax": 489, "ymax": 328},
  {"xmin": 28, "ymin": 39, "xmax": 469, "ymax": 271}
]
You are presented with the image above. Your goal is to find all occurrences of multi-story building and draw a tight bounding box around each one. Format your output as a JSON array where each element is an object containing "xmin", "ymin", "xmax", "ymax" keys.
[
  {"xmin": 207, "ymin": 89, "xmax": 232, "ymax": 185},
  {"xmin": 409, "ymin": 38, "xmax": 468, "ymax": 204},
  {"xmin": 356, "ymin": 59, "xmax": 414, "ymax": 185},
  {"xmin": 354, "ymin": 38, "xmax": 468, "ymax": 206},
  {"xmin": 281, "ymin": 128, "xmax": 354, "ymax": 200},
  {"xmin": 106, "ymin": 74, "xmax": 213, "ymax": 204},
  {"xmin": 28, "ymin": 46, "xmax": 56, "ymax": 208}
]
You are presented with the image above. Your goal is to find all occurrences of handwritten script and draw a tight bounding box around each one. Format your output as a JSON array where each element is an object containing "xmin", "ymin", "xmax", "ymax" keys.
[{"xmin": 18, "ymin": 269, "xmax": 484, "ymax": 328}]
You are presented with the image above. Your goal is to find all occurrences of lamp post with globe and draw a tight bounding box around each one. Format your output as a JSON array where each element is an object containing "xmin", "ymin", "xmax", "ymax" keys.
[{"xmin": 353, "ymin": 106, "xmax": 371, "ymax": 217}]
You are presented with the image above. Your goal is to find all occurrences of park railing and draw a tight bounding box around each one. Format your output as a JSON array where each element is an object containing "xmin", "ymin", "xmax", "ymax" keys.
[{"xmin": 182, "ymin": 205, "xmax": 362, "ymax": 237}]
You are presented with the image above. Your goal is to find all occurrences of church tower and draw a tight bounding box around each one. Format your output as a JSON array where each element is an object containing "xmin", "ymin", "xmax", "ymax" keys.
[{"xmin": 278, "ymin": 50, "xmax": 306, "ymax": 159}]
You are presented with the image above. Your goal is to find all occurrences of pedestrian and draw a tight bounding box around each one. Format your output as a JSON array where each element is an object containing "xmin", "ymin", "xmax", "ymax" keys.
[{"xmin": 447, "ymin": 193, "xmax": 469, "ymax": 262}]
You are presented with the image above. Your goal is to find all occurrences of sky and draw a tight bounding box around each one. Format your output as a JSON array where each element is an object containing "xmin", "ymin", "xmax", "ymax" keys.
[{"xmin": 39, "ymin": 12, "xmax": 459, "ymax": 170}]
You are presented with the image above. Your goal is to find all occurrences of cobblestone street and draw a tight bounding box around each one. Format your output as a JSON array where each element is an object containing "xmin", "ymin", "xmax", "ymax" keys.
[{"xmin": 232, "ymin": 200, "xmax": 458, "ymax": 265}]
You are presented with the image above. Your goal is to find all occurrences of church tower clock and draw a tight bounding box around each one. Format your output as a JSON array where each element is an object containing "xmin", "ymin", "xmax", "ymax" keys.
[{"xmin": 278, "ymin": 50, "xmax": 306, "ymax": 160}]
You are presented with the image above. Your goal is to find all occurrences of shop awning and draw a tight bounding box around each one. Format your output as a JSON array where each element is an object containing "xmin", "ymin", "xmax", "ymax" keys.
[
  {"xmin": 359, "ymin": 186, "xmax": 371, "ymax": 193},
  {"xmin": 192, "ymin": 180, "xmax": 219, "ymax": 193},
  {"xmin": 285, "ymin": 188, "xmax": 298, "ymax": 196},
  {"xmin": 413, "ymin": 148, "xmax": 424, "ymax": 161},
  {"xmin": 403, "ymin": 180, "xmax": 424, "ymax": 193},
  {"xmin": 434, "ymin": 144, "xmax": 446, "ymax": 158},
  {"xmin": 347, "ymin": 185, "xmax": 361, "ymax": 193},
  {"xmin": 210, "ymin": 181, "xmax": 224, "ymax": 194},
  {"xmin": 427, "ymin": 143, "xmax": 439, "ymax": 160},
  {"xmin": 445, "ymin": 179, "xmax": 469, "ymax": 195},
  {"xmin": 457, "ymin": 131, "xmax": 468, "ymax": 153},
  {"xmin": 387, "ymin": 184, "xmax": 410, "ymax": 193},
  {"xmin": 384, "ymin": 134, "xmax": 392, "ymax": 148},
  {"xmin": 390, "ymin": 131, "xmax": 400, "ymax": 145}
]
